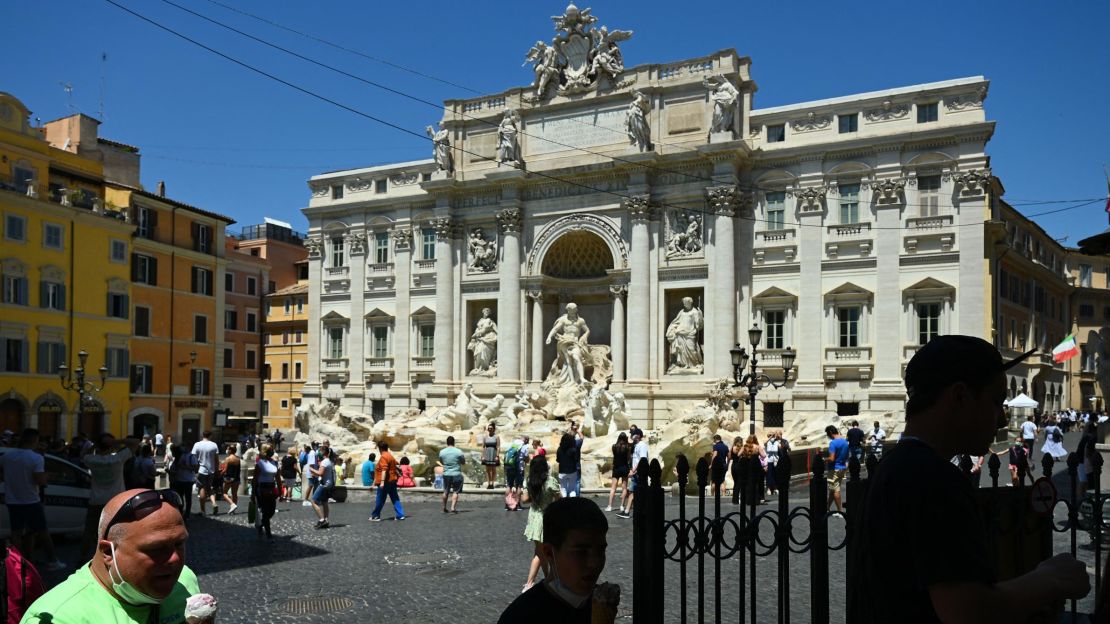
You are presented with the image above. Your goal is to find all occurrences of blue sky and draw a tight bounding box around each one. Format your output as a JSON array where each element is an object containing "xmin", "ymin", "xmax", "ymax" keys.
[{"xmin": 5, "ymin": 1, "xmax": 1109, "ymax": 243}]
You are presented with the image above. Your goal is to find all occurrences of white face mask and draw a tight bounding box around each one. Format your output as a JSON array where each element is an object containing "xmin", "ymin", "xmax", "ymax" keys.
[
  {"xmin": 547, "ymin": 558, "xmax": 590, "ymax": 609},
  {"xmin": 107, "ymin": 542, "xmax": 165, "ymax": 605}
]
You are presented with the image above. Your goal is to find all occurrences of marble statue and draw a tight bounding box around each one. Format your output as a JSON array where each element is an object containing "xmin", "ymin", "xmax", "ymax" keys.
[
  {"xmin": 666, "ymin": 213, "xmax": 702, "ymax": 257},
  {"xmin": 666, "ymin": 297, "xmax": 704, "ymax": 374},
  {"xmin": 551, "ymin": 4, "xmax": 597, "ymax": 35},
  {"xmin": 603, "ymin": 390, "xmax": 630, "ymax": 435},
  {"xmin": 440, "ymin": 382, "xmax": 481, "ymax": 429},
  {"xmin": 497, "ymin": 110, "xmax": 522, "ymax": 167},
  {"xmin": 524, "ymin": 40, "xmax": 560, "ymax": 99},
  {"xmin": 545, "ymin": 302, "xmax": 591, "ymax": 388},
  {"xmin": 626, "ymin": 89, "xmax": 652, "ymax": 152},
  {"xmin": 467, "ymin": 307, "xmax": 498, "ymax": 376},
  {"xmin": 703, "ymin": 75, "xmax": 740, "ymax": 136},
  {"xmin": 425, "ymin": 122, "xmax": 453, "ymax": 174},
  {"xmin": 467, "ymin": 227, "xmax": 496, "ymax": 272},
  {"xmin": 590, "ymin": 26, "xmax": 633, "ymax": 80}
]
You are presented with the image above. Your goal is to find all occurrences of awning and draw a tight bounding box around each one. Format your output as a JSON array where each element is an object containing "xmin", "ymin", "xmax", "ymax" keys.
[{"xmin": 227, "ymin": 415, "xmax": 261, "ymax": 421}]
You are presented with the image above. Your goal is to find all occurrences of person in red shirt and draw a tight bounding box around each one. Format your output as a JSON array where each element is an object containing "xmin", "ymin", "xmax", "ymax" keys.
[{"xmin": 370, "ymin": 442, "xmax": 406, "ymax": 521}]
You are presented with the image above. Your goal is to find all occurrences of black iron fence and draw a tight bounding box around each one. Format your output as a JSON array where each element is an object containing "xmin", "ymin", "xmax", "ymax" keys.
[{"xmin": 631, "ymin": 446, "xmax": 1107, "ymax": 623}]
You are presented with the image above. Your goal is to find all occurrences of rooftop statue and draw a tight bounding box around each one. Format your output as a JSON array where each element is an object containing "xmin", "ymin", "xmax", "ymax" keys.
[{"xmin": 525, "ymin": 4, "xmax": 634, "ymax": 97}]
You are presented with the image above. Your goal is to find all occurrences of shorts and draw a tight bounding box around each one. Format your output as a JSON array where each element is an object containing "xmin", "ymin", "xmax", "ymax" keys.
[
  {"xmin": 308, "ymin": 476, "xmax": 319, "ymax": 487},
  {"xmin": 612, "ymin": 465, "xmax": 630, "ymax": 479},
  {"xmin": 505, "ymin": 466, "xmax": 522, "ymax": 488},
  {"xmin": 6, "ymin": 503, "xmax": 47, "ymax": 534},
  {"xmin": 443, "ymin": 475, "xmax": 464, "ymax": 494},
  {"xmin": 197, "ymin": 473, "xmax": 214, "ymax": 490},
  {"xmin": 311, "ymin": 485, "xmax": 333, "ymax": 504},
  {"xmin": 283, "ymin": 476, "xmax": 298, "ymax": 487},
  {"xmin": 711, "ymin": 465, "xmax": 727, "ymax": 485},
  {"xmin": 827, "ymin": 468, "xmax": 847, "ymax": 493},
  {"xmin": 628, "ymin": 473, "xmax": 640, "ymax": 493}
]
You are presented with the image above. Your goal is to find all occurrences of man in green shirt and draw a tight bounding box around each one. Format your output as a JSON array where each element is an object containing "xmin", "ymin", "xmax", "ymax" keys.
[
  {"xmin": 438, "ymin": 436, "xmax": 466, "ymax": 514},
  {"xmin": 21, "ymin": 488, "xmax": 200, "ymax": 624}
]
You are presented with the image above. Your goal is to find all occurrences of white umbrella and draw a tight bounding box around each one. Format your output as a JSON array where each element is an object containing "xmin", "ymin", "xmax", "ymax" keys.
[{"xmin": 1007, "ymin": 393, "xmax": 1039, "ymax": 409}]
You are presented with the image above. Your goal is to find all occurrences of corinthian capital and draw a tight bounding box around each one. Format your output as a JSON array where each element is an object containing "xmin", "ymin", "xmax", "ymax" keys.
[
  {"xmin": 789, "ymin": 185, "xmax": 827, "ymax": 213},
  {"xmin": 706, "ymin": 184, "xmax": 740, "ymax": 216},
  {"xmin": 496, "ymin": 207, "xmax": 522, "ymax": 234},
  {"xmin": 947, "ymin": 168, "xmax": 993, "ymax": 194},
  {"xmin": 430, "ymin": 217, "xmax": 454, "ymax": 242},
  {"xmin": 622, "ymin": 194, "xmax": 653, "ymax": 221},
  {"xmin": 391, "ymin": 227, "xmax": 412, "ymax": 251},
  {"xmin": 345, "ymin": 231, "xmax": 367, "ymax": 256}
]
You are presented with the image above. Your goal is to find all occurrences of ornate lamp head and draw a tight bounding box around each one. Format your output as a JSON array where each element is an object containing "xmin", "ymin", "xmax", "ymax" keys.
[{"xmin": 748, "ymin": 325, "xmax": 763, "ymax": 348}]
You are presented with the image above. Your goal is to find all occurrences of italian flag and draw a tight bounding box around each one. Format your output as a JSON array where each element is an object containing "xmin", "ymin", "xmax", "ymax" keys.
[{"xmin": 1052, "ymin": 335, "xmax": 1079, "ymax": 363}]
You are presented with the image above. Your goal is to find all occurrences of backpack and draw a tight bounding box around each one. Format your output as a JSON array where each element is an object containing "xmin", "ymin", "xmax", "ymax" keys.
[
  {"xmin": 1051, "ymin": 427, "xmax": 1063, "ymax": 443},
  {"xmin": 2, "ymin": 543, "xmax": 45, "ymax": 624},
  {"xmin": 504, "ymin": 445, "xmax": 520, "ymax": 468}
]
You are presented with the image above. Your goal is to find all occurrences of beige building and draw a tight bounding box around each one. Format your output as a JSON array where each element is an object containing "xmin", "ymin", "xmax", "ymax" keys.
[
  {"xmin": 1067, "ymin": 245, "xmax": 1110, "ymax": 412},
  {"xmin": 263, "ymin": 271, "xmax": 308, "ymax": 430}
]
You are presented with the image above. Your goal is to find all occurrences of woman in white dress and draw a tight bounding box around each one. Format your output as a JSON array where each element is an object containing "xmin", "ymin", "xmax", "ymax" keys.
[{"xmin": 1040, "ymin": 416, "xmax": 1068, "ymax": 460}]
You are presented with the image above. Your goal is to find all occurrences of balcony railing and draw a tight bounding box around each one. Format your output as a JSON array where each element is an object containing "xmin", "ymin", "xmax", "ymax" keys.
[
  {"xmin": 322, "ymin": 357, "xmax": 348, "ymax": 370},
  {"xmin": 366, "ymin": 357, "xmax": 394, "ymax": 370},
  {"xmin": 325, "ymin": 266, "xmax": 349, "ymax": 277},
  {"xmin": 905, "ymin": 215, "xmax": 954, "ymax": 230},
  {"xmin": 368, "ymin": 262, "xmax": 394, "ymax": 275},
  {"xmin": 755, "ymin": 228, "xmax": 796, "ymax": 244},
  {"xmin": 413, "ymin": 356, "xmax": 435, "ymax": 369},
  {"xmin": 414, "ymin": 259, "xmax": 436, "ymax": 272},
  {"xmin": 825, "ymin": 346, "xmax": 872, "ymax": 362},
  {"xmin": 827, "ymin": 222, "xmax": 872, "ymax": 239}
]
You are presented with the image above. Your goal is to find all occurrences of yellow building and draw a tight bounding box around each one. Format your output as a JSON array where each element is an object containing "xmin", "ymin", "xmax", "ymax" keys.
[
  {"xmin": 1066, "ymin": 245, "xmax": 1110, "ymax": 412},
  {"xmin": 0, "ymin": 93, "xmax": 133, "ymax": 440},
  {"xmin": 263, "ymin": 269, "xmax": 308, "ymax": 431}
]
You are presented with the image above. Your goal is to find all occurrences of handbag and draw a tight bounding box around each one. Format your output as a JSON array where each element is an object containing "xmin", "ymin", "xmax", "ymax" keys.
[{"xmin": 247, "ymin": 496, "xmax": 257, "ymax": 525}]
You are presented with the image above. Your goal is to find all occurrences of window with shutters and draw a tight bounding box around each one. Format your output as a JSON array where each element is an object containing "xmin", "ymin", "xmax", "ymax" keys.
[
  {"xmin": 2, "ymin": 273, "xmax": 28, "ymax": 305},
  {"xmin": 375, "ymin": 232, "xmax": 390, "ymax": 264},
  {"xmin": 223, "ymin": 348, "xmax": 233, "ymax": 368},
  {"xmin": 135, "ymin": 207, "xmax": 155, "ymax": 239},
  {"xmin": 40, "ymin": 281, "xmax": 65, "ymax": 311},
  {"xmin": 5, "ymin": 214, "xmax": 26, "ymax": 242},
  {"xmin": 294, "ymin": 361, "xmax": 302, "ymax": 379},
  {"xmin": 191, "ymin": 267, "xmax": 213, "ymax": 296},
  {"xmin": 43, "ymin": 223, "xmax": 63, "ymax": 250},
  {"xmin": 191, "ymin": 368, "xmax": 210, "ymax": 395},
  {"xmin": 134, "ymin": 306, "xmax": 151, "ymax": 337},
  {"xmin": 246, "ymin": 350, "xmax": 256, "ymax": 370},
  {"xmin": 225, "ymin": 310, "xmax": 237, "ymax": 330},
  {"xmin": 246, "ymin": 312, "xmax": 257, "ymax": 333},
  {"xmin": 131, "ymin": 364, "xmax": 153, "ymax": 393},
  {"xmin": 110, "ymin": 239, "xmax": 127, "ymax": 263},
  {"xmin": 194, "ymin": 223, "xmax": 212, "ymax": 253},
  {"xmin": 246, "ymin": 277, "xmax": 257, "ymax": 296},
  {"xmin": 132, "ymin": 254, "xmax": 157, "ymax": 285},
  {"xmin": 194, "ymin": 315, "xmax": 207, "ymax": 343},
  {"xmin": 224, "ymin": 272, "xmax": 233, "ymax": 292},
  {"xmin": 917, "ymin": 175, "xmax": 941, "ymax": 217},
  {"xmin": 281, "ymin": 362, "xmax": 289, "ymax": 379},
  {"xmin": 839, "ymin": 183, "xmax": 860, "ymax": 224},
  {"xmin": 1, "ymin": 337, "xmax": 28, "ymax": 372},
  {"xmin": 105, "ymin": 348, "xmax": 129, "ymax": 378},
  {"xmin": 36, "ymin": 342, "xmax": 66, "ymax": 375},
  {"xmin": 107, "ymin": 293, "xmax": 129, "ymax": 319}
]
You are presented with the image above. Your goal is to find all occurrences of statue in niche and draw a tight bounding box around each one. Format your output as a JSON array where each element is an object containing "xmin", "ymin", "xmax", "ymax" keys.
[
  {"xmin": 703, "ymin": 75, "xmax": 740, "ymax": 135},
  {"xmin": 625, "ymin": 89, "xmax": 652, "ymax": 152},
  {"xmin": 666, "ymin": 213, "xmax": 702, "ymax": 257},
  {"xmin": 467, "ymin": 227, "xmax": 496, "ymax": 272},
  {"xmin": 497, "ymin": 109, "xmax": 522, "ymax": 167},
  {"xmin": 545, "ymin": 302, "xmax": 591, "ymax": 388},
  {"xmin": 425, "ymin": 122, "xmax": 453, "ymax": 174},
  {"xmin": 524, "ymin": 40, "xmax": 560, "ymax": 99},
  {"xmin": 589, "ymin": 26, "xmax": 633, "ymax": 81},
  {"xmin": 468, "ymin": 307, "xmax": 498, "ymax": 376},
  {"xmin": 666, "ymin": 297, "xmax": 704, "ymax": 374}
]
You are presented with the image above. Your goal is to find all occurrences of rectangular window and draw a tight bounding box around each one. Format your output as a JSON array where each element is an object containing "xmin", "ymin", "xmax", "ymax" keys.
[
  {"xmin": 5, "ymin": 215, "xmax": 26, "ymax": 242},
  {"xmin": 264, "ymin": 362, "xmax": 271, "ymax": 380},
  {"xmin": 191, "ymin": 267, "xmax": 213, "ymax": 296},
  {"xmin": 419, "ymin": 325, "xmax": 435, "ymax": 358},
  {"xmin": 297, "ymin": 298, "xmax": 304, "ymax": 313},
  {"xmin": 40, "ymin": 281, "xmax": 65, "ymax": 311},
  {"xmin": 375, "ymin": 179, "xmax": 387, "ymax": 194},
  {"xmin": 134, "ymin": 306, "xmax": 151, "ymax": 337},
  {"xmin": 107, "ymin": 293, "xmax": 129, "ymax": 319},
  {"xmin": 43, "ymin": 223, "xmax": 63, "ymax": 250},
  {"xmin": 2, "ymin": 338, "xmax": 27, "ymax": 372},
  {"xmin": 191, "ymin": 368, "xmax": 210, "ymax": 396},
  {"xmin": 281, "ymin": 362, "xmax": 289, "ymax": 380},
  {"xmin": 328, "ymin": 327, "xmax": 345, "ymax": 358},
  {"xmin": 295, "ymin": 330, "xmax": 302, "ymax": 343},
  {"xmin": 280, "ymin": 398, "xmax": 289, "ymax": 409},
  {"xmin": 422, "ymin": 229, "xmax": 436, "ymax": 260},
  {"xmin": 225, "ymin": 310, "xmax": 237, "ymax": 330},
  {"xmin": 36, "ymin": 342, "xmax": 66, "ymax": 375},
  {"xmin": 838, "ymin": 113, "xmax": 858, "ymax": 134},
  {"xmin": 918, "ymin": 303, "xmax": 941, "ymax": 345},
  {"xmin": 110, "ymin": 239, "xmax": 127, "ymax": 263},
  {"xmin": 765, "ymin": 310, "xmax": 784, "ymax": 349},
  {"xmin": 105, "ymin": 347, "xmax": 129, "ymax": 378},
  {"xmin": 246, "ymin": 312, "xmax": 257, "ymax": 332},
  {"xmin": 2, "ymin": 275, "xmax": 28, "ymax": 305},
  {"xmin": 131, "ymin": 364, "xmax": 153, "ymax": 394},
  {"xmin": 375, "ymin": 232, "xmax": 390, "ymax": 264},
  {"xmin": 222, "ymin": 384, "xmax": 232, "ymax": 399},
  {"xmin": 1080, "ymin": 264, "xmax": 1092, "ymax": 288},
  {"xmin": 282, "ymin": 331, "xmax": 289, "ymax": 345},
  {"xmin": 246, "ymin": 277, "xmax": 257, "ymax": 296},
  {"xmin": 246, "ymin": 385, "xmax": 255, "ymax": 399},
  {"xmin": 917, "ymin": 102, "xmax": 938, "ymax": 123},
  {"xmin": 262, "ymin": 400, "xmax": 269, "ymax": 417},
  {"xmin": 766, "ymin": 124, "xmax": 786, "ymax": 143},
  {"xmin": 331, "ymin": 237, "xmax": 345, "ymax": 268},
  {"xmin": 284, "ymin": 298, "xmax": 291, "ymax": 314},
  {"xmin": 223, "ymin": 348, "xmax": 233, "ymax": 368},
  {"xmin": 373, "ymin": 326, "xmax": 389, "ymax": 358},
  {"xmin": 331, "ymin": 185, "xmax": 343, "ymax": 200},
  {"xmin": 294, "ymin": 361, "xmax": 302, "ymax": 379},
  {"xmin": 837, "ymin": 306, "xmax": 860, "ymax": 348},
  {"xmin": 193, "ymin": 316, "xmax": 207, "ymax": 343},
  {"xmin": 1079, "ymin": 304, "xmax": 1094, "ymax": 318},
  {"xmin": 763, "ymin": 403, "xmax": 785, "ymax": 428},
  {"xmin": 268, "ymin": 280, "xmax": 275, "ymax": 294},
  {"xmin": 225, "ymin": 272, "xmax": 233, "ymax": 292},
  {"xmin": 765, "ymin": 191, "xmax": 785, "ymax": 231},
  {"xmin": 135, "ymin": 207, "xmax": 155, "ymax": 239},
  {"xmin": 194, "ymin": 224, "xmax": 211, "ymax": 254},
  {"xmin": 246, "ymin": 350, "xmax": 256, "ymax": 370},
  {"xmin": 132, "ymin": 254, "xmax": 156, "ymax": 286},
  {"xmin": 839, "ymin": 183, "xmax": 860, "ymax": 224},
  {"xmin": 917, "ymin": 175, "xmax": 941, "ymax": 217}
]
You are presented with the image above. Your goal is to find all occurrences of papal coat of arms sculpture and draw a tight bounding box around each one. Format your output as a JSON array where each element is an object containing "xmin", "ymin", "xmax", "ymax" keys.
[{"xmin": 523, "ymin": 4, "xmax": 634, "ymax": 99}]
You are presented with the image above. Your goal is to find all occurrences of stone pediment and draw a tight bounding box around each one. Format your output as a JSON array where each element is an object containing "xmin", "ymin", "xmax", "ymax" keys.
[
  {"xmin": 320, "ymin": 310, "xmax": 349, "ymax": 322},
  {"xmin": 410, "ymin": 305, "xmax": 435, "ymax": 318},
  {"xmin": 824, "ymin": 281, "xmax": 873, "ymax": 301},
  {"xmin": 752, "ymin": 286, "xmax": 797, "ymax": 302},
  {"xmin": 903, "ymin": 277, "xmax": 955, "ymax": 296},
  {"xmin": 365, "ymin": 307, "xmax": 395, "ymax": 320}
]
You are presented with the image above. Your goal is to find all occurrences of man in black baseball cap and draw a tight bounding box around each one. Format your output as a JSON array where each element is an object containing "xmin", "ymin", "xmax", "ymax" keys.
[{"xmin": 848, "ymin": 335, "xmax": 1088, "ymax": 623}]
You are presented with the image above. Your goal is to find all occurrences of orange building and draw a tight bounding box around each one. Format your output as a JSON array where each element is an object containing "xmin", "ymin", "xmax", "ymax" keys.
[{"xmin": 221, "ymin": 236, "xmax": 269, "ymax": 435}]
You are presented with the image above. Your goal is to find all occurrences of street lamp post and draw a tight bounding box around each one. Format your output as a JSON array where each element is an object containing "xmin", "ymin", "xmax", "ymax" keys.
[
  {"xmin": 58, "ymin": 349, "xmax": 108, "ymax": 435},
  {"xmin": 730, "ymin": 325, "xmax": 797, "ymax": 437}
]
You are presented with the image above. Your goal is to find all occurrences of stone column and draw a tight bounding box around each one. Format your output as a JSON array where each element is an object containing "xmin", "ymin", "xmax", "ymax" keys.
[
  {"xmin": 497, "ymin": 207, "xmax": 523, "ymax": 382},
  {"xmin": 391, "ymin": 227, "xmax": 413, "ymax": 392},
  {"xmin": 707, "ymin": 185, "xmax": 739, "ymax": 378},
  {"xmin": 873, "ymin": 193, "xmax": 901, "ymax": 383},
  {"xmin": 303, "ymin": 237, "xmax": 324, "ymax": 399},
  {"xmin": 346, "ymin": 231, "xmax": 367, "ymax": 406},
  {"xmin": 794, "ymin": 186, "xmax": 827, "ymax": 384},
  {"xmin": 609, "ymin": 285, "xmax": 627, "ymax": 382},
  {"xmin": 528, "ymin": 290, "xmax": 544, "ymax": 383},
  {"xmin": 624, "ymin": 195, "xmax": 652, "ymax": 382},
  {"xmin": 432, "ymin": 217, "xmax": 455, "ymax": 382},
  {"xmin": 953, "ymin": 170, "xmax": 991, "ymax": 336}
]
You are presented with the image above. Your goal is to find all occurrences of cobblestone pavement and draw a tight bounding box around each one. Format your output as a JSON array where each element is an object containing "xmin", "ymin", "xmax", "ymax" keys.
[{"xmin": 35, "ymin": 431, "xmax": 1103, "ymax": 622}]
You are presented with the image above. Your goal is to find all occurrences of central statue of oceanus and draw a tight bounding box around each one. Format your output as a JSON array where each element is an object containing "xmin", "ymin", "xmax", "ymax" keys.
[{"xmin": 542, "ymin": 302, "xmax": 612, "ymax": 391}]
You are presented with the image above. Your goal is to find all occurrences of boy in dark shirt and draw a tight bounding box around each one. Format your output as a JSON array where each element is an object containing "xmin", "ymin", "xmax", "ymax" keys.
[
  {"xmin": 848, "ymin": 336, "xmax": 1089, "ymax": 623},
  {"xmin": 845, "ymin": 420, "xmax": 865, "ymax": 462},
  {"xmin": 499, "ymin": 497, "xmax": 611, "ymax": 623}
]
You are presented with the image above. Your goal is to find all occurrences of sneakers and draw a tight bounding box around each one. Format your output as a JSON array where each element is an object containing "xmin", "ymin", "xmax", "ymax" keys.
[
  {"xmin": 397, "ymin": 516, "xmax": 406, "ymax": 521},
  {"xmin": 369, "ymin": 516, "xmax": 381, "ymax": 522},
  {"xmin": 228, "ymin": 504, "xmax": 239, "ymax": 515},
  {"xmin": 302, "ymin": 500, "xmax": 312, "ymax": 508},
  {"xmin": 211, "ymin": 508, "xmax": 218, "ymax": 517},
  {"xmin": 605, "ymin": 506, "xmax": 613, "ymax": 512},
  {"xmin": 42, "ymin": 560, "xmax": 66, "ymax": 572},
  {"xmin": 521, "ymin": 582, "xmax": 534, "ymax": 594},
  {"xmin": 313, "ymin": 519, "xmax": 329, "ymax": 530},
  {"xmin": 615, "ymin": 511, "xmax": 631, "ymax": 519}
]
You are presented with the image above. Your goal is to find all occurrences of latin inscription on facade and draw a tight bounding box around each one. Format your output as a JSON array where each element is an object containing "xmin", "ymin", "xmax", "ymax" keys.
[{"xmin": 527, "ymin": 107, "xmax": 626, "ymax": 156}]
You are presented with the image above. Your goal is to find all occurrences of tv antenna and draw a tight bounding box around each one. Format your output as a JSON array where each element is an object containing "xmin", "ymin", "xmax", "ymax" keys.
[{"xmin": 98, "ymin": 52, "xmax": 107, "ymax": 121}]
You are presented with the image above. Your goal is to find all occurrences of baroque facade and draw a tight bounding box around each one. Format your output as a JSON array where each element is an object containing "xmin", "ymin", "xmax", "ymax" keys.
[{"xmin": 299, "ymin": 14, "xmax": 1078, "ymax": 427}]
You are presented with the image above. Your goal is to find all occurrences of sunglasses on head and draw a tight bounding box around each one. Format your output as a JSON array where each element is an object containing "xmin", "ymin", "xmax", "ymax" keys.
[{"xmin": 101, "ymin": 489, "xmax": 183, "ymax": 540}]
